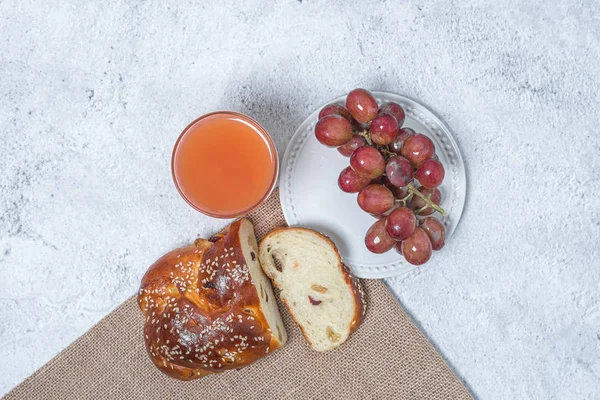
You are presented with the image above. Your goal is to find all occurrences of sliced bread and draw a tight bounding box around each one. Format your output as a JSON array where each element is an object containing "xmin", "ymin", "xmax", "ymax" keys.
[{"xmin": 258, "ymin": 227, "xmax": 365, "ymax": 351}]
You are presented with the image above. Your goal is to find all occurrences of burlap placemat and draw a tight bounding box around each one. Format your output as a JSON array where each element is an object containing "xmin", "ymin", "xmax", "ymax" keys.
[{"xmin": 3, "ymin": 190, "xmax": 471, "ymax": 400}]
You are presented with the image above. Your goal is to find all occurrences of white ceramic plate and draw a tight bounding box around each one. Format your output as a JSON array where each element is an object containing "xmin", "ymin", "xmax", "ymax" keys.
[{"xmin": 280, "ymin": 92, "xmax": 466, "ymax": 279}]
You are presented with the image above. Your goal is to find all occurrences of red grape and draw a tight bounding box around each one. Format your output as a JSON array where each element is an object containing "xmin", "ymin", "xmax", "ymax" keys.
[
  {"xmin": 401, "ymin": 228, "xmax": 432, "ymax": 265},
  {"xmin": 394, "ymin": 241, "xmax": 403, "ymax": 255},
  {"xmin": 318, "ymin": 104, "xmax": 353, "ymax": 122},
  {"xmin": 314, "ymin": 114, "xmax": 353, "ymax": 147},
  {"xmin": 389, "ymin": 127, "xmax": 415, "ymax": 154},
  {"xmin": 357, "ymin": 184, "xmax": 394, "ymax": 215},
  {"xmin": 400, "ymin": 133, "xmax": 435, "ymax": 168},
  {"xmin": 346, "ymin": 88, "xmax": 378, "ymax": 123},
  {"xmin": 338, "ymin": 166, "xmax": 370, "ymax": 193},
  {"xmin": 385, "ymin": 207, "xmax": 416, "ymax": 241},
  {"xmin": 365, "ymin": 218, "xmax": 396, "ymax": 254},
  {"xmin": 420, "ymin": 217, "xmax": 445, "ymax": 250},
  {"xmin": 370, "ymin": 113, "xmax": 399, "ymax": 145},
  {"xmin": 350, "ymin": 146, "xmax": 385, "ymax": 179},
  {"xmin": 384, "ymin": 176, "xmax": 410, "ymax": 199},
  {"xmin": 410, "ymin": 186, "xmax": 442, "ymax": 216},
  {"xmin": 416, "ymin": 159, "xmax": 445, "ymax": 189},
  {"xmin": 379, "ymin": 102, "xmax": 405, "ymax": 126},
  {"xmin": 337, "ymin": 135, "xmax": 366, "ymax": 157},
  {"xmin": 385, "ymin": 156, "xmax": 414, "ymax": 188}
]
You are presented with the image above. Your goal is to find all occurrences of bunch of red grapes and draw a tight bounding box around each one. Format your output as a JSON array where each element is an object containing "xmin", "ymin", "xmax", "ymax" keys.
[{"xmin": 315, "ymin": 88, "xmax": 447, "ymax": 266}]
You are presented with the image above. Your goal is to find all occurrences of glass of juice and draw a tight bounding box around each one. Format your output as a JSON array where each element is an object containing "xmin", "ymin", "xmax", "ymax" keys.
[{"xmin": 172, "ymin": 112, "xmax": 278, "ymax": 218}]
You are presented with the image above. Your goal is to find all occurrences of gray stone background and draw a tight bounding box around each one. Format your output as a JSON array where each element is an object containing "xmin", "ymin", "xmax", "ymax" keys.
[{"xmin": 1, "ymin": 1, "xmax": 599, "ymax": 398}]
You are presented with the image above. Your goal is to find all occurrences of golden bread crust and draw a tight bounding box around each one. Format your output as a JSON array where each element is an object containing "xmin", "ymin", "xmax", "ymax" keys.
[{"xmin": 138, "ymin": 219, "xmax": 283, "ymax": 380}]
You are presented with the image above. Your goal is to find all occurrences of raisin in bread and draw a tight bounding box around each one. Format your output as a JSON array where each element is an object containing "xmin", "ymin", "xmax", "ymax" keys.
[
  {"xmin": 138, "ymin": 218, "xmax": 287, "ymax": 380},
  {"xmin": 258, "ymin": 227, "xmax": 365, "ymax": 351}
]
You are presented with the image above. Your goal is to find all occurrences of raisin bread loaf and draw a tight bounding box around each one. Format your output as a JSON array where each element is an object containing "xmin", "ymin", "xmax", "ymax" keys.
[{"xmin": 138, "ymin": 218, "xmax": 287, "ymax": 380}]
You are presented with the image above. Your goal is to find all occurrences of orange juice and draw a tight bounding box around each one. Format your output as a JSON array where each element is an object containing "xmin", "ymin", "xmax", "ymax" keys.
[{"xmin": 172, "ymin": 112, "xmax": 278, "ymax": 218}]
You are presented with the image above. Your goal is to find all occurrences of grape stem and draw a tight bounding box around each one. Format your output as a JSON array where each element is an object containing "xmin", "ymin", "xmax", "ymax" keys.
[
  {"xmin": 407, "ymin": 183, "xmax": 446, "ymax": 216},
  {"xmin": 356, "ymin": 130, "xmax": 396, "ymax": 159},
  {"xmin": 356, "ymin": 130, "xmax": 373, "ymax": 146},
  {"xmin": 416, "ymin": 205, "xmax": 429, "ymax": 215},
  {"xmin": 395, "ymin": 192, "xmax": 413, "ymax": 207},
  {"xmin": 379, "ymin": 147, "xmax": 397, "ymax": 159}
]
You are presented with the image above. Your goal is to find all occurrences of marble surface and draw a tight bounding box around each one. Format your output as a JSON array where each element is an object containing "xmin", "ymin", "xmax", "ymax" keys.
[{"xmin": 1, "ymin": 1, "xmax": 599, "ymax": 398}]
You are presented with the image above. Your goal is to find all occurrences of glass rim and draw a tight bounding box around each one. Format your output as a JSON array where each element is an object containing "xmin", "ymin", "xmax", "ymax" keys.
[{"xmin": 171, "ymin": 111, "xmax": 279, "ymax": 219}]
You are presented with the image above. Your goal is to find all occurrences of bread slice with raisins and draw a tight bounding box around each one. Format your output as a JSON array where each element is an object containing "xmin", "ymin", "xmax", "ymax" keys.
[{"xmin": 258, "ymin": 227, "xmax": 365, "ymax": 351}]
